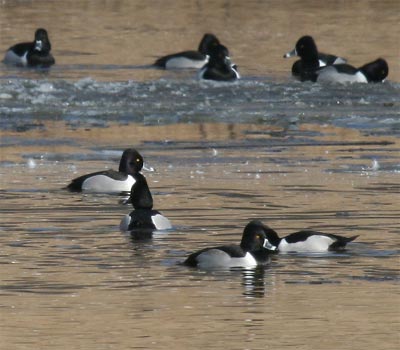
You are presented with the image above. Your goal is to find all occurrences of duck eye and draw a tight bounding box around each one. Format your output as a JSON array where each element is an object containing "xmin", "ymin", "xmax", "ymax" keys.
[{"xmin": 136, "ymin": 158, "xmax": 141, "ymax": 163}]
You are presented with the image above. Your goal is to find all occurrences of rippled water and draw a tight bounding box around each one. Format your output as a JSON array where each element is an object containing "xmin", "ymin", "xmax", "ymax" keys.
[
  {"xmin": 1, "ymin": 1, "xmax": 400, "ymax": 350},
  {"xmin": 1, "ymin": 78, "xmax": 399, "ymax": 132}
]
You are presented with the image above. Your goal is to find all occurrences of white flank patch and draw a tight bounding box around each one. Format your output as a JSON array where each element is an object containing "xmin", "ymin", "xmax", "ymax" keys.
[
  {"xmin": 119, "ymin": 215, "xmax": 131, "ymax": 232},
  {"xmin": 82, "ymin": 174, "xmax": 135, "ymax": 193},
  {"xmin": 4, "ymin": 50, "xmax": 28, "ymax": 66},
  {"xmin": 196, "ymin": 250, "xmax": 257, "ymax": 269},
  {"xmin": 151, "ymin": 214, "xmax": 172, "ymax": 230},
  {"xmin": 334, "ymin": 57, "xmax": 347, "ymax": 64},
  {"xmin": 197, "ymin": 66, "xmax": 207, "ymax": 80},
  {"xmin": 165, "ymin": 56, "xmax": 207, "ymax": 69},
  {"xmin": 232, "ymin": 65, "xmax": 240, "ymax": 79},
  {"xmin": 317, "ymin": 67, "xmax": 368, "ymax": 84},
  {"xmin": 279, "ymin": 236, "xmax": 334, "ymax": 252}
]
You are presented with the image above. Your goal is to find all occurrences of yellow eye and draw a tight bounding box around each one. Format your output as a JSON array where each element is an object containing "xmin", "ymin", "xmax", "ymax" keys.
[{"xmin": 136, "ymin": 158, "xmax": 141, "ymax": 162}]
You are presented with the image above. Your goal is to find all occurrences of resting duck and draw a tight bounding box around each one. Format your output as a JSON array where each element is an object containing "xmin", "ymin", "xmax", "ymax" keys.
[
  {"xmin": 284, "ymin": 35, "xmax": 346, "ymax": 81},
  {"xmin": 154, "ymin": 33, "xmax": 220, "ymax": 69},
  {"xmin": 119, "ymin": 173, "xmax": 172, "ymax": 231},
  {"xmin": 67, "ymin": 149, "xmax": 144, "ymax": 193},
  {"xmin": 198, "ymin": 43, "xmax": 240, "ymax": 81},
  {"xmin": 3, "ymin": 28, "xmax": 55, "ymax": 68}
]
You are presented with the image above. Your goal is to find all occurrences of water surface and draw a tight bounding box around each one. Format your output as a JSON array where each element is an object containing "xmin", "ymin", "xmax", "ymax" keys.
[{"xmin": 1, "ymin": 1, "xmax": 399, "ymax": 350}]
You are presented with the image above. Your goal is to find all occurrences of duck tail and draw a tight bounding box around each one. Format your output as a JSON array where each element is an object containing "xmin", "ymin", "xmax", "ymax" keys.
[
  {"xmin": 329, "ymin": 235, "xmax": 359, "ymax": 251},
  {"xmin": 346, "ymin": 235, "xmax": 359, "ymax": 243}
]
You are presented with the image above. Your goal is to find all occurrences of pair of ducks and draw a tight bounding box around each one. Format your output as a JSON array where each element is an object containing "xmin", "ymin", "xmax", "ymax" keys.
[
  {"xmin": 67, "ymin": 149, "xmax": 358, "ymax": 269},
  {"xmin": 284, "ymin": 35, "xmax": 388, "ymax": 83},
  {"xmin": 67, "ymin": 149, "xmax": 172, "ymax": 231},
  {"xmin": 154, "ymin": 33, "xmax": 240, "ymax": 81}
]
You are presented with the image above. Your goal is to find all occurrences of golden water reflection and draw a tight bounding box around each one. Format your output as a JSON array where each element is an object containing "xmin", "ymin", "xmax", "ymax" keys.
[{"xmin": 1, "ymin": 121, "xmax": 399, "ymax": 349}]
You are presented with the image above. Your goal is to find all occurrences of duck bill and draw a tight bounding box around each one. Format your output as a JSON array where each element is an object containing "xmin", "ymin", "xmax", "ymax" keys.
[
  {"xmin": 142, "ymin": 163, "xmax": 155, "ymax": 172},
  {"xmin": 283, "ymin": 48, "xmax": 297, "ymax": 58},
  {"xmin": 263, "ymin": 239, "xmax": 277, "ymax": 251}
]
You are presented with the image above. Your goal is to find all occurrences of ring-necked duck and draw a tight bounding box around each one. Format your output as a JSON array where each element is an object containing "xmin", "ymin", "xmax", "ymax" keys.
[
  {"xmin": 67, "ymin": 149, "xmax": 144, "ymax": 193},
  {"xmin": 119, "ymin": 173, "xmax": 171, "ymax": 231},
  {"xmin": 198, "ymin": 44, "xmax": 240, "ymax": 81},
  {"xmin": 3, "ymin": 28, "xmax": 55, "ymax": 68},
  {"xmin": 284, "ymin": 35, "xmax": 346, "ymax": 81},
  {"xmin": 154, "ymin": 33, "xmax": 220, "ymax": 69},
  {"xmin": 261, "ymin": 223, "xmax": 358, "ymax": 253},
  {"xmin": 315, "ymin": 58, "xmax": 389, "ymax": 84},
  {"xmin": 183, "ymin": 220, "xmax": 276, "ymax": 269}
]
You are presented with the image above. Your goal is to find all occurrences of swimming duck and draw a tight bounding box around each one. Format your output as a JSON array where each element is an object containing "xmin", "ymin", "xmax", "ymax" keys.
[
  {"xmin": 315, "ymin": 58, "xmax": 389, "ymax": 83},
  {"xmin": 67, "ymin": 149, "xmax": 144, "ymax": 193},
  {"xmin": 183, "ymin": 220, "xmax": 276, "ymax": 269},
  {"xmin": 284, "ymin": 35, "xmax": 346, "ymax": 81},
  {"xmin": 198, "ymin": 44, "xmax": 240, "ymax": 81},
  {"xmin": 261, "ymin": 223, "xmax": 358, "ymax": 252},
  {"xmin": 119, "ymin": 173, "xmax": 171, "ymax": 231},
  {"xmin": 154, "ymin": 33, "xmax": 220, "ymax": 69},
  {"xmin": 3, "ymin": 28, "xmax": 55, "ymax": 68}
]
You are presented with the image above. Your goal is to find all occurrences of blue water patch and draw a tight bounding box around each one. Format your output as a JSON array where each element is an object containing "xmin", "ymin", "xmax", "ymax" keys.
[{"xmin": 0, "ymin": 78, "xmax": 399, "ymax": 134}]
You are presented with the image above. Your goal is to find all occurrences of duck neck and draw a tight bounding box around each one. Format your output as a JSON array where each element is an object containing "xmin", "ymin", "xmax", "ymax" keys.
[{"xmin": 131, "ymin": 174, "xmax": 153, "ymax": 210}]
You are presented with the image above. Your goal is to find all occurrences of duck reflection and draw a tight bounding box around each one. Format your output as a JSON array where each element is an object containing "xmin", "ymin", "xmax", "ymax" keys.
[
  {"xmin": 128, "ymin": 229, "xmax": 155, "ymax": 241},
  {"xmin": 241, "ymin": 265, "xmax": 270, "ymax": 298}
]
